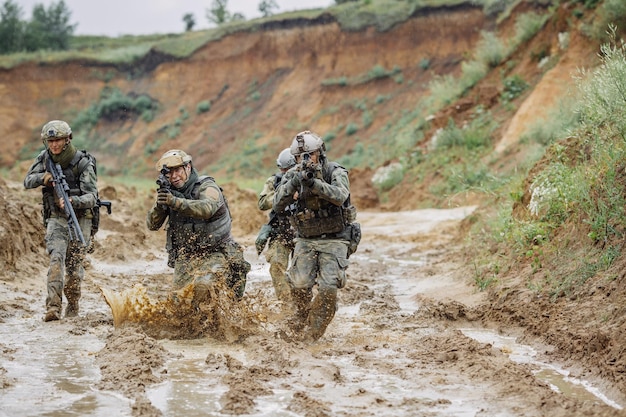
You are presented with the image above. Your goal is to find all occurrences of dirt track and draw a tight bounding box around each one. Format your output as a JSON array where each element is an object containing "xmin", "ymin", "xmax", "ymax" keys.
[{"xmin": 0, "ymin": 177, "xmax": 624, "ymax": 416}]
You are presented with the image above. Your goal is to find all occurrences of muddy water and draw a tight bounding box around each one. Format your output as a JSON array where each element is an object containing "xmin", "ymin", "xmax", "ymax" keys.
[
  {"xmin": 0, "ymin": 317, "xmax": 130, "ymax": 416},
  {"xmin": 0, "ymin": 207, "xmax": 623, "ymax": 416}
]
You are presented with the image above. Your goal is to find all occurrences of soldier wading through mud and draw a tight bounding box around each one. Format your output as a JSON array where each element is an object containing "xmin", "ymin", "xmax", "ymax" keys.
[
  {"xmin": 24, "ymin": 120, "xmax": 98, "ymax": 322},
  {"xmin": 146, "ymin": 149, "xmax": 250, "ymax": 311},
  {"xmin": 256, "ymin": 148, "xmax": 297, "ymax": 305},
  {"xmin": 274, "ymin": 131, "xmax": 360, "ymax": 342}
]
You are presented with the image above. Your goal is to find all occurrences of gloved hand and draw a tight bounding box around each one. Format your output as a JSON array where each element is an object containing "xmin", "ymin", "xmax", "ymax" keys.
[
  {"xmin": 255, "ymin": 224, "xmax": 273, "ymax": 255},
  {"xmin": 289, "ymin": 173, "xmax": 301, "ymax": 189},
  {"xmin": 157, "ymin": 191, "xmax": 176, "ymax": 208},
  {"xmin": 42, "ymin": 172, "xmax": 53, "ymax": 187}
]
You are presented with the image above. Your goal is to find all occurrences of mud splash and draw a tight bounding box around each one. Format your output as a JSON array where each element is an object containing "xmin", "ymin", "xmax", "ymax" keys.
[{"xmin": 100, "ymin": 283, "xmax": 269, "ymax": 341}]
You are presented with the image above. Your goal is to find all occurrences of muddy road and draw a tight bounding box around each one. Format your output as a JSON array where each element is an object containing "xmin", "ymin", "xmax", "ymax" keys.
[{"xmin": 0, "ymin": 185, "xmax": 624, "ymax": 416}]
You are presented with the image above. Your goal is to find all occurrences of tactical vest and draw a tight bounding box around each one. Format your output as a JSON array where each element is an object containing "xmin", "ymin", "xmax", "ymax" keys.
[
  {"xmin": 166, "ymin": 176, "xmax": 232, "ymax": 263},
  {"xmin": 290, "ymin": 162, "xmax": 351, "ymax": 238},
  {"xmin": 41, "ymin": 150, "xmax": 92, "ymax": 221}
]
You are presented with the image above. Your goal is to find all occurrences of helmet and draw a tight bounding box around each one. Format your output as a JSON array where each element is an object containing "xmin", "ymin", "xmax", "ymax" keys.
[
  {"xmin": 290, "ymin": 130, "xmax": 325, "ymax": 157},
  {"xmin": 41, "ymin": 120, "xmax": 72, "ymax": 140},
  {"xmin": 155, "ymin": 149, "xmax": 192, "ymax": 171},
  {"xmin": 276, "ymin": 148, "xmax": 296, "ymax": 169}
]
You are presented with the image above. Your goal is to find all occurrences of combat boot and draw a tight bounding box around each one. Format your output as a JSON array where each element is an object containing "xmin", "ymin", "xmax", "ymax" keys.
[
  {"xmin": 192, "ymin": 283, "xmax": 211, "ymax": 309},
  {"xmin": 44, "ymin": 273, "xmax": 63, "ymax": 322},
  {"xmin": 286, "ymin": 287, "xmax": 312, "ymax": 333},
  {"xmin": 65, "ymin": 301, "xmax": 79, "ymax": 318},
  {"xmin": 44, "ymin": 309, "xmax": 60, "ymax": 322},
  {"xmin": 304, "ymin": 287, "xmax": 338, "ymax": 342},
  {"xmin": 64, "ymin": 276, "xmax": 82, "ymax": 318}
]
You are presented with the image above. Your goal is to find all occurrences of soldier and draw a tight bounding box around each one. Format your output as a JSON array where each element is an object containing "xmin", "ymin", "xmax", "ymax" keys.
[
  {"xmin": 24, "ymin": 120, "xmax": 98, "ymax": 322},
  {"xmin": 256, "ymin": 148, "xmax": 297, "ymax": 304},
  {"xmin": 273, "ymin": 131, "xmax": 358, "ymax": 342},
  {"xmin": 146, "ymin": 149, "xmax": 250, "ymax": 304}
]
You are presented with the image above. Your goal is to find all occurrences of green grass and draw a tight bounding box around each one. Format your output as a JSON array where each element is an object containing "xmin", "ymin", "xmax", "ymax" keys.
[{"xmin": 0, "ymin": 0, "xmax": 479, "ymax": 70}]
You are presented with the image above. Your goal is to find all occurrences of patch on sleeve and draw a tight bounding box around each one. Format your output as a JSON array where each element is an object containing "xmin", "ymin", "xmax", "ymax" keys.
[{"xmin": 204, "ymin": 186, "xmax": 221, "ymax": 201}]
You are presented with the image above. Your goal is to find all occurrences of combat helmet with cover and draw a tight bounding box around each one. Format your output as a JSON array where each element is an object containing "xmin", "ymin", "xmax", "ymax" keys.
[
  {"xmin": 155, "ymin": 149, "xmax": 192, "ymax": 171},
  {"xmin": 290, "ymin": 130, "xmax": 325, "ymax": 158},
  {"xmin": 276, "ymin": 148, "xmax": 296, "ymax": 170},
  {"xmin": 41, "ymin": 120, "xmax": 72, "ymax": 142}
]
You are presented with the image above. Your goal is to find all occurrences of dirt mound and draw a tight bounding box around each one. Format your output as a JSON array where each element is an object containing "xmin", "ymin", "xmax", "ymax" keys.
[
  {"xmin": 0, "ymin": 179, "xmax": 46, "ymax": 279},
  {"xmin": 221, "ymin": 183, "xmax": 267, "ymax": 237}
]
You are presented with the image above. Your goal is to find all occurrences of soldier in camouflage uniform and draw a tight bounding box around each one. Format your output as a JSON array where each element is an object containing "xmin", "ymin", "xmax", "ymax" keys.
[
  {"xmin": 24, "ymin": 120, "xmax": 98, "ymax": 322},
  {"xmin": 146, "ymin": 150, "xmax": 250, "ymax": 303},
  {"xmin": 255, "ymin": 148, "xmax": 297, "ymax": 304},
  {"xmin": 273, "ymin": 131, "xmax": 355, "ymax": 342}
]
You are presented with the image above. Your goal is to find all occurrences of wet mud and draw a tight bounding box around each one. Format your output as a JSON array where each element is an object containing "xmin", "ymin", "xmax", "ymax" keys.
[{"xmin": 0, "ymin": 181, "xmax": 624, "ymax": 416}]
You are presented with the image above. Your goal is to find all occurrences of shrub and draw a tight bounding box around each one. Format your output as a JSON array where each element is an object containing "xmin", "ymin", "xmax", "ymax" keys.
[
  {"xmin": 345, "ymin": 123, "xmax": 358, "ymax": 136},
  {"xmin": 501, "ymin": 74, "xmax": 529, "ymax": 103},
  {"xmin": 371, "ymin": 162, "xmax": 404, "ymax": 192},
  {"xmin": 196, "ymin": 100, "xmax": 211, "ymax": 114}
]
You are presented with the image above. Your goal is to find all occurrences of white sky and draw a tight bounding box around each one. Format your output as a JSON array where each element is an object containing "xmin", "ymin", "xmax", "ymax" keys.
[{"xmin": 14, "ymin": 0, "xmax": 333, "ymax": 37}]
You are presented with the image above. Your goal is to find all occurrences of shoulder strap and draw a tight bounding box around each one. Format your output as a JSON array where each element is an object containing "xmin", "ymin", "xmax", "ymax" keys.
[
  {"xmin": 69, "ymin": 150, "xmax": 95, "ymax": 177},
  {"xmin": 322, "ymin": 161, "xmax": 344, "ymax": 183}
]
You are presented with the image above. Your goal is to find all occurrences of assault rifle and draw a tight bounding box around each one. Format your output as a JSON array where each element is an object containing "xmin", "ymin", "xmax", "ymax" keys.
[
  {"xmin": 45, "ymin": 156, "xmax": 87, "ymax": 247},
  {"xmin": 156, "ymin": 164, "xmax": 171, "ymax": 209},
  {"xmin": 299, "ymin": 153, "xmax": 316, "ymax": 180}
]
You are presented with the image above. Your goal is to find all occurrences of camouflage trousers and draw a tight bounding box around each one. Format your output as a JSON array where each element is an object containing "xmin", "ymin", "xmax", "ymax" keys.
[
  {"xmin": 173, "ymin": 239, "xmax": 250, "ymax": 299},
  {"xmin": 265, "ymin": 238, "xmax": 294, "ymax": 303},
  {"xmin": 288, "ymin": 238, "xmax": 349, "ymax": 291},
  {"xmin": 44, "ymin": 216, "xmax": 92, "ymax": 315},
  {"xmin": 286, "ymin": 238, "xmax": 349, "ymax": 341}
]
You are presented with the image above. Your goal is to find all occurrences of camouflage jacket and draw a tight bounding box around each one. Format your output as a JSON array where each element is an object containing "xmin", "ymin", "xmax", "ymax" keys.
[{"xmin": 24, "ymin": 149, "xmax": 98, "ymax": 214}]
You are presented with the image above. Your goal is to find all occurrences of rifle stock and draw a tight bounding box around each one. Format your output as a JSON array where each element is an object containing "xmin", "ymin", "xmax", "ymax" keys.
[
  {"xmin": 98, "ymin": 199, "xmax": 112, "ymax": 214},
  {"xmin": 45, "ymin": 156, "xmax": 87, "ymax": 246}
]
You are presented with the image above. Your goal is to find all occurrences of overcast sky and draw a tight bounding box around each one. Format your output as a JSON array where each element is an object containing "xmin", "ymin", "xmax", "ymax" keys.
[{"xmin": 14, "ymin": 0, "xmax": 333, "ymax": 37}]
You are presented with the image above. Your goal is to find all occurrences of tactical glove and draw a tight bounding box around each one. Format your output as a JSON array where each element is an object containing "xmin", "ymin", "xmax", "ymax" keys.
[
  {"xmin": 42, "ymin": 172, "xmax": 53, "ymax": 187},
  {"xmin": 157, "ymin": 191, "xmax": 176, "ymax": 208},
  {"xmin": 289, "ymin": 173, "xmax": 301, "ymax": 189},
  {"xmin": 255, "ymin": 224, "xmax": 273, "ymax": 255}
]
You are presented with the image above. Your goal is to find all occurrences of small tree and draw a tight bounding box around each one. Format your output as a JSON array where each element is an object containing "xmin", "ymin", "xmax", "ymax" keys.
[
  {"xmin": 182, "ymin": 13, "xmax": 195, "ymax": 31},
  {"xmin": 206, "ymin": 0, "xmax": 230, "ymax": 25},
  {"xmin": 258, "ymin": 0, "xmax": 278, "ymax": 17},
  {"xmin": 0, "ymin": 0, "xmax": 24, "ymax": 54},
  {"xmin": 23, "ymin": 0, "xmax": 75, "ymax": 51}
]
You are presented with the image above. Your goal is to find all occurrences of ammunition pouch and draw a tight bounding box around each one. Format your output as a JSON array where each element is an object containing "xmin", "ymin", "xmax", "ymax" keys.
[
  {"xmin": 291, "ymin": 206, "xmax": 345, "ymax": 238},
  {"xmin": 343, "ymin": 204, "xmax": 357, "ymax": 223},
  {"xmin": 347, "ymin": 222, "xmax": 362, "ymax": 258}
]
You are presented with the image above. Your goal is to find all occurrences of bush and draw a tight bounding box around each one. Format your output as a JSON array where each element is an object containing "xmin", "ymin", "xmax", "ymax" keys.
[
  {"xmin": 72, "ymin": 87, "xmax": 158, "ymax": 132},
  {"xmin": 513, "ymin": 12, "xmax": 548, "ymax": 45},
  {"xmin": 196, "ymin": 100, "xmax": 211, "ymax": 114},
  {"xmin": 345, "ymin": 123, "xmax": 358, "ymax": 136},
  {"xmin": 475, "ymin": 31, "xmax": 506, "ymax": 68},
  {"xmin": 371, "ymin": 162, "xmax": 404, "ymax": 192},
  {"xmin": 501, "ymin": 74, "xmax": 529, "ymax": 103}
]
